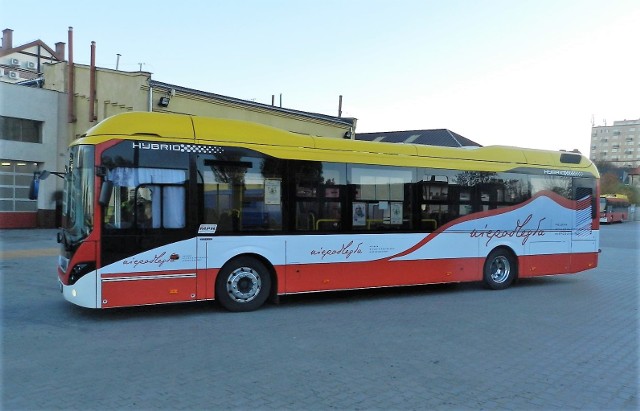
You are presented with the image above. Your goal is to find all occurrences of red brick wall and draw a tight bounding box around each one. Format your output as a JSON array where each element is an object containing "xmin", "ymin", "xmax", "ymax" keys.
[{"xmin": 0, "ymin": 212, "xmax": 37, "ymax": 228}]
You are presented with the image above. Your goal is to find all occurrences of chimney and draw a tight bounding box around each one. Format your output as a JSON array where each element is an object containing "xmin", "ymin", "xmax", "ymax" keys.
[
  {"xmin": 68, "ymin": 27, "xmax": 76, "ymax": 123},
  {"xmin": 89, "ymin": 41, "xmax": 97, "ymax": 122},
  {"xmin": 2, "ymin": 28, "xmax": 13, "ymax": 50},
  {"xmin": 55, "ymin": 42, "xmax": 66, "ymax": 60}
]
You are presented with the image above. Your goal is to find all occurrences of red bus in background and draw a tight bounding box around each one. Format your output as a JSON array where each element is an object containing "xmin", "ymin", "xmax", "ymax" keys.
[{"xmin": 599, "ymin": 194, "xmax": 630, "ymax": 223}]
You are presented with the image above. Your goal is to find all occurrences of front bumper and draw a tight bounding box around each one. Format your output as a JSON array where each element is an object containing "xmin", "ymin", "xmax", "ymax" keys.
[{"xmin": 59, "ymin": 270, "xmax": 100, "ymax": 308}]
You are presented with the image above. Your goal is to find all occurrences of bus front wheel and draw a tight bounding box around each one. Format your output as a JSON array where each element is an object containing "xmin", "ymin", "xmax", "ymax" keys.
[
  {"xmin": 483, "ymin": 248, "xmax": 517, "ymax": 290},
  {"xmin": 215, "ymin": 257, "xmax": 271, "ymax": 312}
]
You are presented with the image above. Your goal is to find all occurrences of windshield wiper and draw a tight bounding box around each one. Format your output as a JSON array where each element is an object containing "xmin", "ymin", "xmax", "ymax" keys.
[{"xmin": 58, "ymin": 227, "xmax": 87, "ymax": 251}]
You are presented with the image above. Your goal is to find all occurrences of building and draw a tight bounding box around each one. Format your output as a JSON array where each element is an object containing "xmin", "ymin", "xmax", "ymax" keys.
[
  {"xmin": 0, "ymin": 28, "xmax": 65, "ymax": 84},
  {"xmin": 1, "ymin": 29, "xmax": 67, "ymax": 228},
  {"xmin": 356, "ymin": 129, "xmax": 480, "ymax": 147},
  {"xmin": 590, "ymin": 118, "xmax": 640, "ymax": 168}
]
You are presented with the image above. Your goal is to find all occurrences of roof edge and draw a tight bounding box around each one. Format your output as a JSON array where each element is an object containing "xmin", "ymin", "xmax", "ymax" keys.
[{"xmin": 149, "ymin": 79, "xmax": 355, "ymax": 129}]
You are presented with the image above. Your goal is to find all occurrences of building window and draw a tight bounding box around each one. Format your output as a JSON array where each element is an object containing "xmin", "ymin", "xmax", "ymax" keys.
[
  {"xmin": 0, "ymin": 160, "xmax": 39, "ymax": 212},
  {"xmin": 0, "ymin": 116, "xmax": 43, "ymax": 143}
]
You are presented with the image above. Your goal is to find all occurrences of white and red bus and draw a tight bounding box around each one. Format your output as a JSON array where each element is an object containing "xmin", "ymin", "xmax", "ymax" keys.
[
  {"xmin": 599, "ymin": 194, "xmax": 630, "ymax": 223},
  {"xmin": 42, "ymin": 112, "xmax": 600, "ymax": 311}
]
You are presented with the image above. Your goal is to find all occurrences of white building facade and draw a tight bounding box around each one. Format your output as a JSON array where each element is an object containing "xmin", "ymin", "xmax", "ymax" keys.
[{"xmin": 0, "ymin": 82, "xmax": 66, "ymax": 227}]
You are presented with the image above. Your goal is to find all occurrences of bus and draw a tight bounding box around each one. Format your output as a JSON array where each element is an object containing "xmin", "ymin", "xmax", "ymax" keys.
[
  {"xmin": 43, "ymin": 112, "xmax": 600, "ymax": 312},
  {"xmin": 599, "ymin": 194, "xmax": 630, "ymax": 223}
]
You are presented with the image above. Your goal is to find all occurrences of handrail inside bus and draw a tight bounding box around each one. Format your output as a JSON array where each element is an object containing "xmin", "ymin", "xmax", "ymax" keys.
[
  {"xmin": 316, "ymin": 219, "xmax": 339, "ymax": 230},
  {"xmin": 421, "ymin": 219, "xmax": 438, "ymax": 231}
]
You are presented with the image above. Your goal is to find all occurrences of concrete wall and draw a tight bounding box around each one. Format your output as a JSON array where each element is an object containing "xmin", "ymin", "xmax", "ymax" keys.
[{"xmin": 0, "ymin": 82, "xmax": 64, "ymax": 227}]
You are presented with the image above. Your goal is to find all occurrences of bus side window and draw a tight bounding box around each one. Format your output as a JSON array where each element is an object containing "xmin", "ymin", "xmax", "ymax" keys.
[
  {"xmin": 293, "ymin": 161, "xmax": 345, "ymax": 232},
  {"xmin": 350, "ymin": 165, "xmax": 413, "ymax": 231},
  {"xmin": 102, "ymin": 168, "xmax": 186, "ymax": 230},
  {"xmin": 135, "ymin": 184, "xmax": 185, "ymax": 229},
  {"xmin": 199, "ymin": 150, "xmax": 284, "ymax": 233},
  {"xmin": 420, "ymin": 175, "xmax": 449, "ymax": 231}
]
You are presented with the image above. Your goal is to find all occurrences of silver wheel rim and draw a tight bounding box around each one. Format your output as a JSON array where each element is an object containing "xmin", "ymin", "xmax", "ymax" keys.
[
  {"xmin": 490, "ymin": 256, "xmax": 511, "ymax": 284},
  {"xmin": 226, "ymin": 267, "xmax": 261, "ymax": 303}
]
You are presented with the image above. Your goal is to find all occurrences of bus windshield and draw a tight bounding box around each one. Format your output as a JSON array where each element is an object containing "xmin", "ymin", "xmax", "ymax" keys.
[{"xmin": 61, "ymin": 145, "xmax": 95, "ymax": 245}]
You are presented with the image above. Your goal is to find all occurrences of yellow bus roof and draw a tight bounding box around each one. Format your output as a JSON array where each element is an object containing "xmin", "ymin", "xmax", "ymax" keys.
[{"xmin": 79, "ymin": 111, "xmax": 599, "ymax": 176}]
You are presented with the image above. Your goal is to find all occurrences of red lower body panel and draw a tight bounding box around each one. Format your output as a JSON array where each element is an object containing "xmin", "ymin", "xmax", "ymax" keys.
[
  {"xmin": 520, "ymin": 252, "xmax": 598, "ymax": 278},
  {"xmin": 284, "ymin": 252, "xmax": 599, "ymax": 294},
  {"xmin": 101, "ymin": 271, "xmax": 197, "ymax": 308},
  {"xmin": 285, "ymin": 258, "xmax": 483, "ymax": 293}
]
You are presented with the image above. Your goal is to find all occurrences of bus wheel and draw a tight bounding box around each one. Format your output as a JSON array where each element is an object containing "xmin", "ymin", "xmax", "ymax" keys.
[
  {"xmin": 215, "ymin": 257, "xmax": 271, "ymax": 312},
  {"xmin": 483, "ymin": 248, "xmax": 517, "ymax": 290}
]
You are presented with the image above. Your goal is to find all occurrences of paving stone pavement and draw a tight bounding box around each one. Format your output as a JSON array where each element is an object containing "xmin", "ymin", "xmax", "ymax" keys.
[{"xmin": 1, "ymin": 224, "xmax": 638, "ymax": 410}]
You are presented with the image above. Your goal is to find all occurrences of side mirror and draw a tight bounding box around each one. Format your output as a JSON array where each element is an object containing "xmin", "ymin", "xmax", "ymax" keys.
[
  {"xmin": 29, "ymin": 170, "xmax": 66, "ymax": 200},
  {"xmin": 29, "ymin": 177, "xmax": 40, "ymax": 200},
  {"xmin": 99, "ymin": 180, "xmax": 113, "ymax": 206}
]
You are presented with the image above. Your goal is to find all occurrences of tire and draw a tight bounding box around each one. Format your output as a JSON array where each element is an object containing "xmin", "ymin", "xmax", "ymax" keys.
[
  {"xmin": 215, "ymin": 257, "xmax": 271, "ymax": 312},
  {"xmin": 483, "ymin": 248, "xmax": 517, "ymax": 290}
]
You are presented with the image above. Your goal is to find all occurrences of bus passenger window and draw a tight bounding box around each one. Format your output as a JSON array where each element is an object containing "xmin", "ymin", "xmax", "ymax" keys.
[
  {"xmin": 198, "ymin": 149, "xmax": 284, "ymax": 233},
  {"xmin": 102, "ymin": 168, "xmax": 186, "ymax": 230},
  {"xmin": 350, "ymin": 165, "xmax": 413, "ymax": 231},
  {"xmin": 292, "ymin": 161, "xmax": 345, "ymax": 232}
]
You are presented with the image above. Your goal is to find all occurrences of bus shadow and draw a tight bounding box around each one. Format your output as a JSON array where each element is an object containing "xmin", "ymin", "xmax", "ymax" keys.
[
  {"xmin": 67, "ymin": 300, "xmax": 221, "ymax": 321},
  {"xmin": 515, "ymin": 275, "xmax": 580, "ymax": 288},
  {"xmin": 65, "ymin": 276, "xmax": 577, "ymax": 320},
  {"xmin": 277, "ymin": 281, "xmax": 477, "ymax": 307}
]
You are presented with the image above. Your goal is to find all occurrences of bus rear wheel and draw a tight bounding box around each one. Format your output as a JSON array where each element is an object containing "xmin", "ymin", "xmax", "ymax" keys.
[
  {"xmin": 483, "ymin": 248, "xmax": 517, "ymax": 290},
  {"xmin": 215, "ymin": 257, "xmax": 271, "ymax": 312}
]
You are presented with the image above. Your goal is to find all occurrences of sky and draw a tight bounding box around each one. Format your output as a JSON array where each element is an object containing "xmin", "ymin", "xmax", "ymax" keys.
[{"xmin": 3, "ymin": 0, "xmax": 639, "ymax": 154}]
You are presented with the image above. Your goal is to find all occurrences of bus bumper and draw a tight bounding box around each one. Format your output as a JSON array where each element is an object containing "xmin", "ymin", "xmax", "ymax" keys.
[{"xmin": 60, "ymin": 270, "xmax": 100, "ymax": 308}]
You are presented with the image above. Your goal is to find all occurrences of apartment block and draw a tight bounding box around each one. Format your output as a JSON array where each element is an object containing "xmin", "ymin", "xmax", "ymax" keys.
[{"xmin": 590, "ymin": 119, "xmax": 640, "ymax": 168}]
